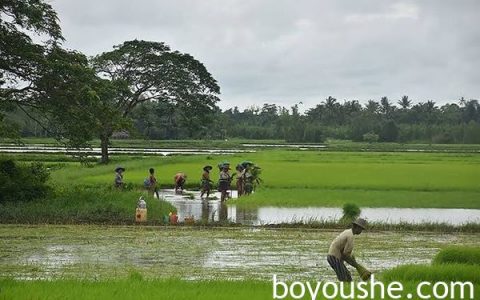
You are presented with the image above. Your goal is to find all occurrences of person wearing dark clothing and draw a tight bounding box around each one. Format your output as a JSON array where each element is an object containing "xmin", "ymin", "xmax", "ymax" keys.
[
  {"xmin": 218, "ymin": 166, "xmax": 231, "ymax": 202},
  {"xmin": 148, "ymin": 168, "xmax": 160, "ymax": 199},
  {"xmin": 200, "ymin": 166, "xmax": 213, "ymax": 199},
  {"xmin": 114, "ymin": 166, "xmax": 125, "ymax": 189}
]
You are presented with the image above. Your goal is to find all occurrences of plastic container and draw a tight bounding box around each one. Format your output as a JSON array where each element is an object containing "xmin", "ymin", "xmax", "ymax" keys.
[
  {"xmin": 135, "ymin": 208, "xmax": 147, "ymax": 223},
  {"xmin": 169, "ymin": 212, "xmax": 178, "ymax": 225},
  {"xmin": 137, "ymin": 196, "xmax": 147, "ymax": 209}
]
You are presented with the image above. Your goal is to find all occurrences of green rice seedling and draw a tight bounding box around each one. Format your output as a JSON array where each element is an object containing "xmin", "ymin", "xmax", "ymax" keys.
[
  {"xmin": 381, "ymin": 264, "xmax": 480, "ymax": 283},
  {"xmin": 433, "ymin": 246, "xmax": 480, "ymax": 265},
  {"xmin": 0, "ymin": 277, "xmax": 478, "ymax": 300},
  {"xmin": 0, "ymin": 278, "xmax": 272, "ymax": 300},
  {"xmin": 340, "ymin": 203, "xmax": 361, "ymax": 223}
]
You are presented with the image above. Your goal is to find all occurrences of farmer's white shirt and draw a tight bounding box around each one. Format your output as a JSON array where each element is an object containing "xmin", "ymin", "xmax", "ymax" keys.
[{"xmin": 328, "ymin": 229, "xmax": 354, "ymax": 259}]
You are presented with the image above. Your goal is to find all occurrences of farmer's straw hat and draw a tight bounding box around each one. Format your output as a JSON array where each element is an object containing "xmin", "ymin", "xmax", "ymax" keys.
[
  {"xmin": 115, "ymin": 166, "xmax": 125, "ymax": 172},
  {"xmin": 353, "ymin": 218, "xmax": 367, "ymax": 229},
  {"xmin": 203, "ymin": 165, "xmax": 213, "ymax": 171}
]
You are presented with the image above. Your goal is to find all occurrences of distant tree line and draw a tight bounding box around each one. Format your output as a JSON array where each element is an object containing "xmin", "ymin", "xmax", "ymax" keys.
[
  {"xmin": 212, "ymin": 96, "xmax": 480, "ymax": 144},
  {"xmin": 10, "ymin": 96, "xmax": 480, "ymax": 144}
]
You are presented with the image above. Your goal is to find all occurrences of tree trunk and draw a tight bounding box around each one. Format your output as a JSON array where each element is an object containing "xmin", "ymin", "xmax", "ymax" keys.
[{"xmin": 100, "ymin": 134, "xmax": 110, "ymax": 164}]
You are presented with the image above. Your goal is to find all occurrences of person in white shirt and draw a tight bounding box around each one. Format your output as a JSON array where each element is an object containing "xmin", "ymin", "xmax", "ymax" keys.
[{"xmin": 327, "ymin": 218, "xmax": 367, "ymax": 281}]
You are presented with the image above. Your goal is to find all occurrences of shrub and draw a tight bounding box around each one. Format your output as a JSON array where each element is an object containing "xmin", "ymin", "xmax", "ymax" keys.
[
  {"xmin": 0, "ymin": 159, "xmax": 50, "ymax": 203},
  {"xmin": 433, "ymin": 246, "xmax": 480, "ymax": 265},
  {"xmin": 363, "ymin": 132, "xmax": 379, "ymax": 143}
]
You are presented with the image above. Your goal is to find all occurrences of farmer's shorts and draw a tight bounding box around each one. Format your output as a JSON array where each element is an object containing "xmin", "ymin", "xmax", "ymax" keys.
[{"xmin": 327, "ymin": 255, "xmax": 352, "ymax": 282}]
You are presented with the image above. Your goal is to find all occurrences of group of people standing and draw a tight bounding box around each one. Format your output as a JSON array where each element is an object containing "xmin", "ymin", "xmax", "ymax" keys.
[
  {"xmin": 201, "ymin": 161, "xmax": 258, "ymax": 201},
  {"xmin": 114, "ymin": 161, "xmax": 259, "ymax": 202}
]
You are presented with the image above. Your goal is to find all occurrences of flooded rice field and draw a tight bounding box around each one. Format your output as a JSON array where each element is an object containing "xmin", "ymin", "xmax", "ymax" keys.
[
  {"xmin": 0, "ymin": 145, "xmax": 255, "ymax": 156},
  {"xmin": 1, "ymin": 225, "xmax": 478, "ymax": 281},
  {"xmin": 159, "ymin": 189, "xmax": 480, "ymax": 225}
]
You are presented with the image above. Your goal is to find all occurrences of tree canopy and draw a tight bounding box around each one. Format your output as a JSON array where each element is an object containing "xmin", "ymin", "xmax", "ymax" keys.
[
  {"xmin": 0, "ymin": 0, "xmax": 63, "ymax": 102},
  {"xmin": 91, "ymin": 40, "xmax": 221, "ymax": 162}
]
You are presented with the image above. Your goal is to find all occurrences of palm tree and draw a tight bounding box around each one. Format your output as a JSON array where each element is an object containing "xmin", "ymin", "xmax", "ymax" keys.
[
  {"xmin": 322, "ymin": 96, "xmax": 338, "ymax": 124},
  {"xmin": 365, "ymin": 100, "xmax": 380, "ymax": 114},
  {"xmin": 380, "ymin": 96, "xmax": 391, "ymax": 115},
  {"xmin": 323, "ymin": 96, "xmax": 337, "ymax": 108},
  {"xmin": 398, "ymin": 95, "xmax": 412, "ymax": 109},
  {"xmin": 425, "ymin": 100, "xmax": 437, "ymax": 113}
]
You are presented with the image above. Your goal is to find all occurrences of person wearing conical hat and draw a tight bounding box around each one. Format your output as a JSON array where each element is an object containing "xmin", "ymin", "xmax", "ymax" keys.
[
  {"xmin": 200, "ymin": 166, "xmax": 213, "ymax": 199},
  {"xmin": 114, "ymin": 166, "xmax": 125, "ymax": 189},
  {"xmin": 327, "ymin": 218, "xmax": 370, "ymax": 282}
]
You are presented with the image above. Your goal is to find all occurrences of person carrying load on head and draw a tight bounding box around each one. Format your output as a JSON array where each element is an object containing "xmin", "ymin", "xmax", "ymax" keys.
[
  {"xmin": 240, "ymin": 161, "xmax": 257, "ymax": 195},
  {"xmin": 174, "ymin": 172, "xmax": 187, "ymax": 194},
  {"xmin": 145, "ymin": 168, "xmax": 160, "ymax": 199},
  {"xmin": 114, "ymin": 166, "xmax": 125, "ymax": 189},
  {"xmin": 235, "ymin": 164, "xmax": 245, "ymax": 197},
  {"xmin": 218, "ymin": 162, "xmax": 231, "ymax": 202},
  {"xmin": 200, "ymin": 165, "xmax": 213, "ymax": 199},
  {"xmin": 327, "ymin": 218, "xmax": 372, "ymax": 282}
]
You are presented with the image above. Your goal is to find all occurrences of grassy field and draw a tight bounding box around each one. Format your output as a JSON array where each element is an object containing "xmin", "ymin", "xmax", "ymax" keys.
[
  {"xmin": 38, "ymin": 150, "xmax": 480, "ymax": 209},
  {"xmin": 0, "ymin": 184, "xmax": 176, "ymax": 224}
]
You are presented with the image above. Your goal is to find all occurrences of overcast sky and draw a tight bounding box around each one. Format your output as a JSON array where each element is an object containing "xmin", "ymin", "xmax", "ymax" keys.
[{"xmin": 50, "ymin": 0, "xmax": 479, "ymax": 110}]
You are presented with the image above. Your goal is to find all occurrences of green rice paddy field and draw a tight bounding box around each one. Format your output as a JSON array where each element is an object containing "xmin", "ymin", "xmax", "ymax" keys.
[
  {"xmin": 1, "ymin": 145, "xmax": 479, "ymax": 299},
  {"xmin": 30, "ymin": 150, "xmax": 480, "ymax": 208}
]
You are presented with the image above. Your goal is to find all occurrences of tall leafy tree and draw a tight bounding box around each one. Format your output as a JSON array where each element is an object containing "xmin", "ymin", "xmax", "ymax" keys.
[
  {"xmin": 0, "ymin": 0, "xmax": 63, "ymax": 137},
  {"xmin": 32, "ymin": 47, "xmax": 125, "ymax": 153},
  {"xmin": 92, "ymin": 40, "xmax": 221, "ymax": 163}
]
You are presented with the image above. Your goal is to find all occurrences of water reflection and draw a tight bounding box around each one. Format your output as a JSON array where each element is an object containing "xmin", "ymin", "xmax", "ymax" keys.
[
  {"xmin": 159, "ymin": 189, "xmax": 480, "ymax": 226},
  {"xmin": 158, "ymin": 189, "xmax": 237, "ymax": 223}
]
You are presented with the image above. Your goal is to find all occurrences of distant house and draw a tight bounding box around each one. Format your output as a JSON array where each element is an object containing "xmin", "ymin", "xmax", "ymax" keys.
[{"xmin": 112, "ymin": 131, "xmax": 130, "ymax": 139}]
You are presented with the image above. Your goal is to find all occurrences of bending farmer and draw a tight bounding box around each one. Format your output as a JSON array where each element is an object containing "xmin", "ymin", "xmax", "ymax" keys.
[
  {"xmin": 327, "ymin": 218, "xmax": 371, "ymax": 282},
  {"xmin": 174, "ymin": 172, "xmax": 187, "ymax": 194}
]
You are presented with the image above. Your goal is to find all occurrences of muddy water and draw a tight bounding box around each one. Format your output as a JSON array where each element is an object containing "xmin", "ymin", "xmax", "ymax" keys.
[
  {"xmin": 1, "ymin": 225, "xmax": 479, "ymax": 281},
  {"xmin": 158, "ymin": 189, "xmax": 480, "ymax": 225}
]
